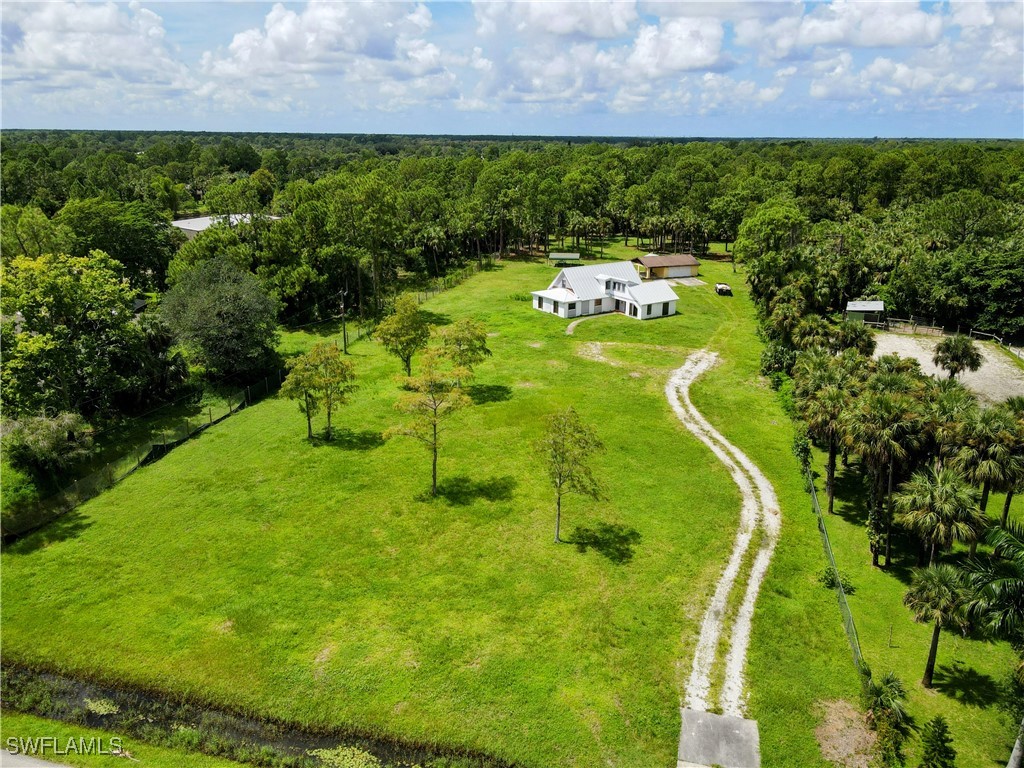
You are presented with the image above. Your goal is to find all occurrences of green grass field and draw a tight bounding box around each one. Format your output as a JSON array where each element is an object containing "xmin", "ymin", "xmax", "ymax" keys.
[
  {"xmin": 0, "ymin": 712, "xmax": 242, "ymax": 768},
  {"xmin": 6, "ymin": 251, "xmax": 1001, "ymax": 767}
]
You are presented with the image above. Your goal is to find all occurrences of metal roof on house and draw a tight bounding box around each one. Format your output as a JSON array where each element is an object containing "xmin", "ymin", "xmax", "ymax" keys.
[
  {"xmin": 627, "ymin": 280, "xmax": 679, "ymax": 305},
  {"xmin": 171, "ymin": 213, "xmax": 280, "ymax": 233},
  {"xmin": 634, "ymin": 253, "xmax": 701, "ymax": 268},
  {"xmin": 531, "ymin": 288, "xmax": 577, "ymax": 302},
  {"xmin": 549, "ymin": 261, "xmax": 642, "ymax": 302},
  {"xmin": 846, "ymin": 300, "xmax": 885, "ymax": 313}
]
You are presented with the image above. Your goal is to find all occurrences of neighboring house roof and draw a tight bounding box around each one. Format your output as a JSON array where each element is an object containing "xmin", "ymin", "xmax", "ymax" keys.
[
  {"xmin": 171, "ymin": 213, "xmax": 280, "ymax": 235},
  {"xmin": 553, "ymin": 261, "xmax": 642, "ymax": 302},
  {"xmin": 634, "ymin": 253, "xmax": 701, "ymax": 268},
  {"xmin": 548, "ymin": 252, "xmax": 581, "ymax": 260},
  {"xmin": 846, "ymin": 300, "xmax": 885, "ymax": 312},
  {"xmin": 628, "ymin": 281, "xmax": 679, "ymax": 305}
]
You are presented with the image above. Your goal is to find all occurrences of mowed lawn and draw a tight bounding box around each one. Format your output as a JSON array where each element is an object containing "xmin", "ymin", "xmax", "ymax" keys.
[{"xmin": 2, "ymin": 257, "xmax": 854, "ymax": 767}]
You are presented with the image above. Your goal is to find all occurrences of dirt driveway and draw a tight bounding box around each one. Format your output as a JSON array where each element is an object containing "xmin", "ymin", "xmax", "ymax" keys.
[{"xmin": 873, "ymin": 332, "xmax": 1024, "ymax": 404}]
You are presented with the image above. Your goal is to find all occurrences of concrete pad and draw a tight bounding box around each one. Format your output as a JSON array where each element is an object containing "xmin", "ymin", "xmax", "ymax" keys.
[
  {"xmin": 2, "ymin": 751, "xmax": 72, "ymax": 767},
  {"xmin": 672, "ymin": 278, "xmax": 707, "ymax": 287},
  {"xmin": 678, "ymin": 709, "xmax": 761, "ymax": 768}
]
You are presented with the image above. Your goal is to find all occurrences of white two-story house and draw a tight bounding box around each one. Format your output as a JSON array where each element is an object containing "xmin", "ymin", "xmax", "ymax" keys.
[{"xmin": 531, "ymin": 261, "xmax": 678, "ymax": 321}]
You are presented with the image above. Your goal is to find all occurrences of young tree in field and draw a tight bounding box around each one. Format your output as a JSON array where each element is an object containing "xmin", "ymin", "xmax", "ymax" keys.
[
  {"xmin": 932, "ymin": 335, "xmax": 982, "ymax": 380},
  {"xmin": 436, "ymin": 318, "xmax": 492, "ymax": 384},
  {"xmin": 280, "ymin": 342, "xmax": 357, "ymax": 440},
  {"xmin": 280, "ymin": 354, "xmax": 321, "ymax": 440},
  {"xmin": 375, "ymin": 294, "xmax": 430, "ymax": 376},
  {"xmin": 918, "ymin": 716, "xmax": 957, "ymax": 768},
  {"xmin": 903, "ymin": 564, "xmax": 967, "ymax": 688},
  {"xmin": 307, "ymin": 343, "xmax": 357, "ymax": 440},
  {"xmin": 387, "ymin": 350, "xmax": 470, "ymax": 496},
  {"xmin": 536, "ymin": 407, "xmax": 604, "ymax": 544},
  {"xmin": 894, "ymin": 467, "xmax": 986, "ymax": 566}
]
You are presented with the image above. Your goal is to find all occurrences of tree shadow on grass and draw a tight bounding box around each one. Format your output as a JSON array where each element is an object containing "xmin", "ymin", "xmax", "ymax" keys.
[
  {"xmin": 831, "ymin": 467, "xmax": 871, "ymax": 528},
  {"xmin": 419, "ymin": 310, "xmax": 451, "ymax": 327},
  {"xmin": 932, "ymin": 663, "xmax": 1002, "ymax": 708},
  {"xmin": 311, "ymin": 429, "xmax": 386, "ymax": 451},
  {"xmin": 3, "ymin": 510, "xmax": 93, "ymax": 555},
  {"xmin": 465, "ymin": 384, "xmax": 512, "ymax": 405},
  {"xmin": 435, "ymin": 475, "xmax": 517, "ymax": 506},
  {"xmin": 569, "ymin": 522, "xmax": 641, "ymax": 565}
]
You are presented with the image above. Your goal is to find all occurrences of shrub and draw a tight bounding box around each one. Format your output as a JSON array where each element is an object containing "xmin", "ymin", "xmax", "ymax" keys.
[
  {"xmin": 819, "ymin": 565, "xmax": 856, "ymax": 594},
  {"xmin": 918, "ymin": 715, "xmax": 956, "ymax": 767}
]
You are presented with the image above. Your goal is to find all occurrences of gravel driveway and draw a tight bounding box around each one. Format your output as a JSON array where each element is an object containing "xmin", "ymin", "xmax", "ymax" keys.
[{"xmin": 873, "ymin": 332, "xmax": 1024, "ymax": 404}]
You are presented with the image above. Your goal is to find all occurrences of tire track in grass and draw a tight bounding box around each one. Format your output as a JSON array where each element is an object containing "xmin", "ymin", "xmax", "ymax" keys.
[{"xmin": 666, "ymin": 350, "xmax": 780, "ymax": 717}]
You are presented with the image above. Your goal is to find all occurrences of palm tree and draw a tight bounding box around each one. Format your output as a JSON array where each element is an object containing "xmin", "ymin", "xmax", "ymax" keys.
[
  {"xmin": 864, "ymin": 669, "xmax": 909, "ymax": 729},
  {"xmin": 895, "ymin": 467, "xmax": 987, "ymax": 566},
  {"xmin": 904, "ymin": 564, "xmax": 968, "ymax": 688},
  {"xmin": 955, "ymin": 406, "xmax": 1021, "ymax": 548},
  {"xmin": 920, "ymin": 377, "xmax": 977, "ymax": 472},
  {"xmin": 801, "ymin": 384, "xmax": 848, "ymax": 515},
  {"xmin": 997, "ymin": 397, "xmax": 1024, "ymax": 528},
  {"xmin": 844, "ymin": 389, "xmax": 922, "ymax": 566},
  {"xmin": 933, "ymin": 334, "xmax": 983, "ymax": 380}
]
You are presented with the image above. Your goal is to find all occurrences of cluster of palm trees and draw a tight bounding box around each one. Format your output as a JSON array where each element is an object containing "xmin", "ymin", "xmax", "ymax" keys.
[{"xmin": 794, "ymin": 345, "xmax": 1024, "ymax": 690}]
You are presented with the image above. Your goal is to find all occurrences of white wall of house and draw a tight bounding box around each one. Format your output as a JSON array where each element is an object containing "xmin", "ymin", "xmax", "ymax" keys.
[{"xmin": 638, "ymin": 299, "xmax": 677, "ymax": 320}]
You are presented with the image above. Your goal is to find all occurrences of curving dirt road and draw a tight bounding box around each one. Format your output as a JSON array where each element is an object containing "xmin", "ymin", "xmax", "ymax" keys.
[{"xmin": 666, "ymin": 350, "xmax": 780, "ymax": 717}]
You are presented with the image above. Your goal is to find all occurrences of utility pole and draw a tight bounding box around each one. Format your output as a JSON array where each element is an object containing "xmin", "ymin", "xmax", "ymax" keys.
[{"xmin": 340, "ymin": 285, "xmax": 349, "ymax": 354}]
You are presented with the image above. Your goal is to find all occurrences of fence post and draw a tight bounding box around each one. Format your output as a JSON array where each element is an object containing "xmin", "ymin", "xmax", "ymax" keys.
[
  {"xmin": 246, "ymin": 386, "xmax": 251, "ymax": 405},
  {"xmin": 209, "ymin": 407, "xmax": 213, "ymax": 424}
]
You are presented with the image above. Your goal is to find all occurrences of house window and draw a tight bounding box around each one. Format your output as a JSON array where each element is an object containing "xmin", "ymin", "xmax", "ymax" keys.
[
  {"xmin": 630, "ymin": 304, "xmax": 638, "ymax": 317},
  {"xmin": 553, "ymin": 301, "xmax": 559, "ymax": 312},
  {"xmin": 662, "ymin": 302, "xmax": 670, "ymax": 315},
  {"xmin": 605, "ymin": 280, "xmax": 612, "ymax": 290},
  {"xmin": 568, "ymin": 303, "xmax": 576, "ymax": 311},
  {"xmin": 595, "ymin": 299, "xmax": 602, "ymax": 309},
  {"xmin": 646, "ymin": 305, "xmax": 652, "ymax": 316},
  {"xmin": 537, "ymin": 297, "xmax": 543, "ymax": 309}
]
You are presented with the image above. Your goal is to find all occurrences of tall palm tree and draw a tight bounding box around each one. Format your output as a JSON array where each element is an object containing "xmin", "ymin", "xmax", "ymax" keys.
[
  {"xmin": 895, "ymin": 467, "xmax": 987, "ymax": 566},
  {"xmin": 964, "ymin": 521, "xmax": 1024, "ymax": 685},
  {"xmin": 955, "ymin": 407, "xmax": 1021, "ymax": 549},
  {"xmin": 920, "ymin": 378, "xmax": 977, "ymax": 472},
  {"xmin": 904, "ymin": 564, "xmax": 968, "ymax": 688},
  {"xmin": 933, "ymin": 334, "xmax": 983, "ymax": 380},
  {"xmin": 801, "ymin": 384, "xmax": 848, "ymax": 515},
  {"xmin": 844, "ymin": 389, "xmax": 922, "ymax": 567},
  {"xmin": 997, "ymin": 397, "xmax": 1024, "ymax": 529}
]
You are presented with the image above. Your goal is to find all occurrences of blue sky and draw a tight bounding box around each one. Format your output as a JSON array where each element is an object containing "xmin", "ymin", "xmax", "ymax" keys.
[{"xmin": 2, "ymin": 1, "xmax": 1022, "ymax": 138}]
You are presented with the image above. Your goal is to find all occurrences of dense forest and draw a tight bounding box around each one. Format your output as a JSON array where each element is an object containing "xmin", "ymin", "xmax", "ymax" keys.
[{"xmin": 2, "ymin": 131, "xmax": 1022, "ymax": 522}]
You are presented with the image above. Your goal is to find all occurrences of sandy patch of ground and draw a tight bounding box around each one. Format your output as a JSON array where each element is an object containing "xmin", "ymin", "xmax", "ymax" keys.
[
  {"xmin": 666, "ymin": 351, "xmax": 780, "ymax": 717},
  {"xmin": 527, "ymin": 341, "xmax": 543, "ymax": 348},
  {"xmin": 815, "ymin": 700, "xmax": 875, "ymax": 768},
  {"xmin": 313, "ymin": 643, "xmax": 336, "ymax": 680},
  {"xmin": 873, "ymin": 332, "xmax": 1024, "ymax": 404}
]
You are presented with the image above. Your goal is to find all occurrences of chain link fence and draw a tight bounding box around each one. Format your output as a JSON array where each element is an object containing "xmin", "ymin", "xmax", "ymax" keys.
[{"xmin": 807, "ymin": 468, "xmax": 865, "ymax": 671}]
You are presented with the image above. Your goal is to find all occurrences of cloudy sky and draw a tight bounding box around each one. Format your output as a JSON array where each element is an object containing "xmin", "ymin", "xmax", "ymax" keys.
[{"xmin": 2, "ymin": 0, "xmax": 1022, "ymax": 137}]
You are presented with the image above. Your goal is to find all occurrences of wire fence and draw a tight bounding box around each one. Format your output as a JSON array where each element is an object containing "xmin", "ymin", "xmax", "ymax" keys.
[
  {"xmin": 807, "ymin": 468, "xmax": 865, "ymax": 671},
  {"xmin": 2, "ymin": 370, "xmax": 287, "ymax": 542},
  {"xmin": 4, "ymin": 261, "xmax": 493, "ymax": 543},
  {"xmin": 412, "ymin": 258, "xmax": 494, "ymax": 305}
]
